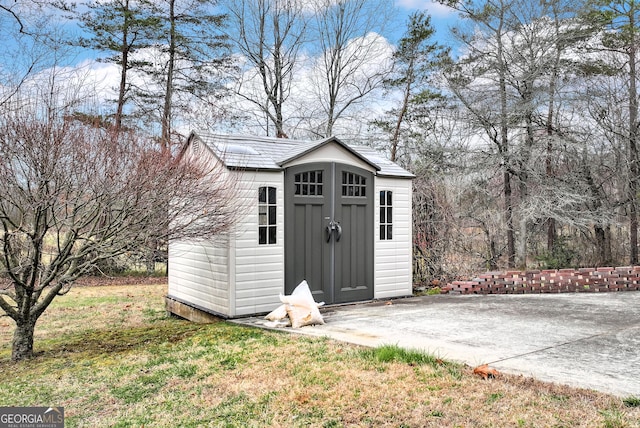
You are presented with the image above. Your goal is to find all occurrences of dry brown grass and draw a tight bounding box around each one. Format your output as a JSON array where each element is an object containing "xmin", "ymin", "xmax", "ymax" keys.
[{"xmin": 0, "ymin": 282, "xmax": 638, "ymax": 427}]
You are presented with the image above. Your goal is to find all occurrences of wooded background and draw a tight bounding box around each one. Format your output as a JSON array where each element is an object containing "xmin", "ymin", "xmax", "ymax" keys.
[{"xmin": 2, "ymin": 0, "xmax": 639, "ymax": 284}]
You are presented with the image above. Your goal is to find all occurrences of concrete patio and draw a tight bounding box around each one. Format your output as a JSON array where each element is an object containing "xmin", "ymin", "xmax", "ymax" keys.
[{"xmin": 235, "ymin": 291, "xmax": 640, "ymax": 397}]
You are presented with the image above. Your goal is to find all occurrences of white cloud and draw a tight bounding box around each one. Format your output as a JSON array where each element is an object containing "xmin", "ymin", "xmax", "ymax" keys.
[{"xmin": 395, "ymin": 0, "xmax": 455, "ymax": 17}]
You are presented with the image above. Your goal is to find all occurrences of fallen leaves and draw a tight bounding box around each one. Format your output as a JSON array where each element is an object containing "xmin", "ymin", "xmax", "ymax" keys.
[{"xmin": 473, "ymin": 364, "xmax": 500, "ymax": 380}]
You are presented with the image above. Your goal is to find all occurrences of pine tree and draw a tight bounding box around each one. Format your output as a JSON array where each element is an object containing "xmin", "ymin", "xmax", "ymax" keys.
[{"xmin": 58, "ymin": 0, "xmax": 162, "ymax": 131}]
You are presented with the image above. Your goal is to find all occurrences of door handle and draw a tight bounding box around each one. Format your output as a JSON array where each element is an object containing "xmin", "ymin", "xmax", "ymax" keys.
[{"xmin": 325, "ymin": 220, "xmax": 342, "ymax": 242}]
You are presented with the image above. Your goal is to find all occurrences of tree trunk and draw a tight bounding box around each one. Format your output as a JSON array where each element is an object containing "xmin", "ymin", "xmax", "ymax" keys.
[
  {"xmin": 484, "ymin": 228, "xmax": 499, "ymax": 271},
  {"xmin": 12, "ymin": 318, "xmax": 37, "ymax": 361},
  {"xmin": 594, "ymin": 224, "xmax": 612, "ymax": 267},
  {"xmin": 628, "ymin": 62, "xmax": 638, "ymax": 264},
  {"xmin": 146, "ymin": 254, "xmax": 156, "ymax": 273},
  {"xmin": 504, "ymin": 170, "xmax": 516, "ymax": 268},
  {"xmin": 160, "ymin": 0, "xmax": 176, "ymax": 152},
  {"xmin": 628, "ymin": 10, "xmax": 638, "ymax": 265},
  {"xmin": 488, "ymin": 239, "xmax": 498, "ymax": 271},
  {"xmin": 517, "ymin": 216, "xmax": 527, "ymax": 269},
  {"xmin": 546, "ymin": 103, "xmax": 556, "ymax": 252},
  {"xmin": 496, "ymin": 11, "xmax": 515, "ymax": 268},
  {"xmin": 390, "ymin": 56, "xmax": 414, "ymax": 163},
  {"xmin": 595, "ymin": 225, "xmax": 605, "ymax": 266},
  {"xmin": 545, "ymin": 2, "xmax": 563, "ymax": 254},
  {"xmin": 115, "ymin": 0, "xmax": 131, "ymax": 132},
  {"xmin": 605, "ymin": 225, "xmax": 612, "ymax": 265}
]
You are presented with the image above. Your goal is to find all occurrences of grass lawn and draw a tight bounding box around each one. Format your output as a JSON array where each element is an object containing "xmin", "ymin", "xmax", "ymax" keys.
[{"xmin": 0, "ymin": 283, "xmax": 639, "ymax": 427}]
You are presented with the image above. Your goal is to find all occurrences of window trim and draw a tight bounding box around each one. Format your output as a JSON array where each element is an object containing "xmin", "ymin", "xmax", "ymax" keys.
[
  {"xmin": 342, "ymin": 171, "xmax": 367, "ymax": 197},
  {"xmin": 294, "ymin": 170, "xmax": 323, "ymax": 196},
  {"xmin": 380, "ymin": 190, "xmax": 392, "ymax": 240},
  {"xmin": 258, "ymin": 186, "xmax": 277, "ymax": 245}
]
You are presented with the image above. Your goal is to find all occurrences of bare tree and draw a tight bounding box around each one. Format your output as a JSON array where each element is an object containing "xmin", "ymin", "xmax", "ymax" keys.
[
  {"xmin": 583, "ymin": 0, "xmax": 640, "ymax": 264},
  {"xmin": 452, "ymin": 166, "xmax": 506, "ymax": 271},
  {"xmin": 308, "ymin": 0, "xmax": 393, "ymax": 138},
  {"xmin": 440, "ymin": 0, "xmax": 598, "ymax": 268},
  {"xmin": 582, "ymin": 50, "xmax": 638, "ymax": 264},
  {"xmin": 0, "ymin": 81, "xmax": 240, "ymax": 361},
  {"xmin": 0, "ymin": 1, "xmax": 73, "ymax": 107},
  {"xmin": 441, "ymin": 0, "xmax": 517, "ymax": 267},
  {"xmin": 224, "ymin": 0, "xmax": 307, "ymax": 138}
]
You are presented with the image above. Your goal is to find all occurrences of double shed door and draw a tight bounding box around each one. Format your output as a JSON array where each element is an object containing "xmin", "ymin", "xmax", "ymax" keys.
[{"xmin": 284, "ymin": 162, "xmax": 374, "ymax": 304}]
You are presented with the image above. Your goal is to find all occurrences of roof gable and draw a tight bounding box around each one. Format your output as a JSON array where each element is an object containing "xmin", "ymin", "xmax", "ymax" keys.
[{"xmin": 276, "ymin": 136, "xmax": 380, "ymax": 171}]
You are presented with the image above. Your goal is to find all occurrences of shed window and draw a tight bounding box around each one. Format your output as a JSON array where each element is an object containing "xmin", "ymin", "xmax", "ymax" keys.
[
  {"xmin": 259, "ymin": 186, "xmax": 277, "ymax": 245},
  {"xmin": 294, "ymin": 170, "xmax": 323, "ymax": 196},
  {"xmin": 342, "ymin": 171, "xmax": 366, "ymax": 197},
  {"xmin": 380, "ymin": 190, "xmax": 392, "ymax": 240}
]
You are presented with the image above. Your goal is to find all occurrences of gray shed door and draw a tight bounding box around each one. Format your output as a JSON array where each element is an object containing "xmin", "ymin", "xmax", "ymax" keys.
[{"xmin": 284, "ymin": 162, "xmax": 374, "ymax": 304}]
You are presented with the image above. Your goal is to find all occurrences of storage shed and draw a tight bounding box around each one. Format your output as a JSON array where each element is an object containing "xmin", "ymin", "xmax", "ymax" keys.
[{"xmin": 166, "ymin": 132, "xmax": 414, "ymax": 319}]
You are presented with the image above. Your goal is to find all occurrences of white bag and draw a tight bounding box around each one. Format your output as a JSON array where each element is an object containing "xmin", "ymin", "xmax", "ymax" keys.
[
  {"xmin": 264, "ymin": 304, "xmax": 288, "ymax": 321},
  {"xmin": 268, "ymin": 280, "xmax": 325, "ymax": 328}
]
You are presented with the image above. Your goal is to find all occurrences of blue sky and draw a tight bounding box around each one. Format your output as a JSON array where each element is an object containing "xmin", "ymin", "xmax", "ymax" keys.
[
  {"xmin": 55, "ymin": 0, "xmax": 461, "ymax": 61},
  {"xmin": 0, "ymin": 0, "xmax": 460, "ymax": 64}
]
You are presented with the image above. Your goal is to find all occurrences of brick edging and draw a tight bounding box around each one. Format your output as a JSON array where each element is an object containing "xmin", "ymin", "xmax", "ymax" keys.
[{"xmin": 443, "ymin": 266, "xmax": 640, "ymax": 294}]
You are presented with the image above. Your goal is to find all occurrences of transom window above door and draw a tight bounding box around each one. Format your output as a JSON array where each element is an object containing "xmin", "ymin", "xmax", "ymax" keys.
[
  {"xmin": 294, "ymin": 170, "xmax": 323, "ymax": 196},
  {"xmin": 342, "ymin": 171, "xmax": 366, "ymax": 197}
]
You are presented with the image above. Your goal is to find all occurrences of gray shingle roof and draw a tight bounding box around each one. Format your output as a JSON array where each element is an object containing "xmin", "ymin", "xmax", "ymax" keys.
[{"xmin": 190, "ymin": 132, "xmax": 414, "ymax": 178}]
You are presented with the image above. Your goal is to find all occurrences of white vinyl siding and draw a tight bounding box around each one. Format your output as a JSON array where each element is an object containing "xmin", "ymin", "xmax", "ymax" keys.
[
  {"xmin": 168, "ymin": 239, "xmax": 231, "ymax": 315},
  {"xmin": 168, "ymin": 170, "xmax": 285, "ymax": 317},
  {"xmin": 230, "ymin": 171, "xmax": 285, "ymax": 316},
  {"xmin": 374, "ymin": 177, "xmax": 413, "ymax": 299},
  {"xmin": 167, "ymin": 141, "xmax": 233, "ymax": 315}
]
